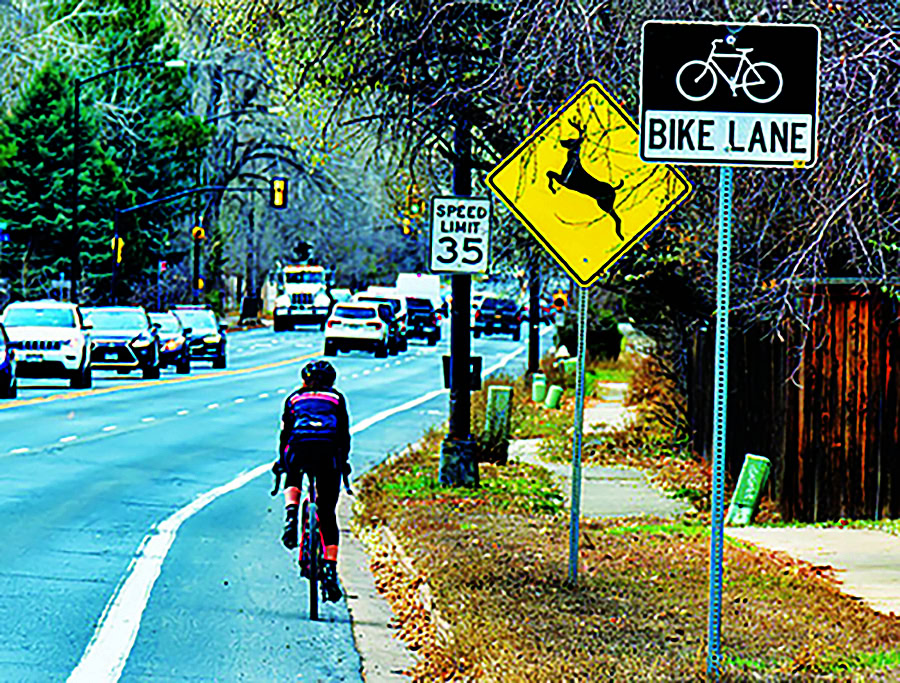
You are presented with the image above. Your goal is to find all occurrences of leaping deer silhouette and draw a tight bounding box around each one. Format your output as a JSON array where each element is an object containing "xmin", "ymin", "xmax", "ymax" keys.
[{"xmin": 546, "ymin": 119, "xmax": 624, "ymax": 240}]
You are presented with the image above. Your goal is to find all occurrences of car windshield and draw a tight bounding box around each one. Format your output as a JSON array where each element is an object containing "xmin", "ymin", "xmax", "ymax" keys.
[
  {"xmin": 3, "ymin": 307, "xmax": 76, "ymax": 328},
  {"xmin": 174, "ymin": 310, "xmax": 218, "ymax": 333},
  {"xmin": 149, "ymin": 314, "xmax": 180, "ymax": 334},
  {"xmin": 406, "ymin": 298, "xmax": 432, "ymax": 311},
  {"xmin": 335, "ymin": 306, "xmax": 375, "ymax": 320},
  {"xmin": 481, "ymin": 298, "xmax": 518, "ymax": 312},
  {"xmin": 87, "ymin": 309, "xmax": 148, "ymax": 330},
  {"xmin": 285, "ymin": 271, "xmax": 325, "ymax": 284},
  {"xmin": 359, "ymin": 296, "xmax": 400, "ymax": 314}
]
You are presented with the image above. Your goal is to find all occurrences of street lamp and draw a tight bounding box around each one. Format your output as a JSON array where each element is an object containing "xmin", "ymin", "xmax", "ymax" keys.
[{"xmin": 70, "ymin": 58, "xmax": 189, "ymax": 303}]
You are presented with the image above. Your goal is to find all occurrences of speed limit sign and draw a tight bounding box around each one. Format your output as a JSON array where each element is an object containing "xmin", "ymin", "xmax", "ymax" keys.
[{"xmin": 430, "ymin": 196, "xmax": 491, "ymax": 273}]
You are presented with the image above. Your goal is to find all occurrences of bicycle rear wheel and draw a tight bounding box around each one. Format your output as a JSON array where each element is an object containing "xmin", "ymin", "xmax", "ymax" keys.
[{"xmin": 308, "ymin": 501, "xmax": 319, "ymax": 621}]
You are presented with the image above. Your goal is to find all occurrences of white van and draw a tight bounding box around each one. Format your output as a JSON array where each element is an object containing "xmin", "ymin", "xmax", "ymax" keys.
[{"xmin": 395, "ymin": 273, "xmax": 443, "ymax": 312}]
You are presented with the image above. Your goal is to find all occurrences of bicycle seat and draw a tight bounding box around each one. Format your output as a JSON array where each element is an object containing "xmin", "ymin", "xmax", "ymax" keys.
[{"xmin": 734, "ymin": 47, "xmax": 753, "ymax": 53}]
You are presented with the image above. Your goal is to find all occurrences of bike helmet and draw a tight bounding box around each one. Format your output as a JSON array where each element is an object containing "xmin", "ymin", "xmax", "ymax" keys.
[{"xmin": 300, "ymin": 359, "xmax": 336, "ymax": 388}]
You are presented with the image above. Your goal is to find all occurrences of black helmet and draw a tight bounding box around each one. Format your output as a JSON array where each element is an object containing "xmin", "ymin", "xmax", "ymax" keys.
[{"xmin": 301, "ymin": 360, "xmax": 336, "ymax": 388}]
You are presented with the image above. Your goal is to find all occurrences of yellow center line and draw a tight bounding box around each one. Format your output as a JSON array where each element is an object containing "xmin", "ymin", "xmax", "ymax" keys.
[{"xmin": 0, "ymin": 351, "xmax": 319, "ymax": 411}]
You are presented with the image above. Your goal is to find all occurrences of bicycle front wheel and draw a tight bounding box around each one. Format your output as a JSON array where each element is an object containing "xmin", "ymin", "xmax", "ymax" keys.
[
  {"xmin": 308, "ymin": 502, "xmax": 319, "ymax": 621},
  {"xmin": 742, "ymin": 62, "xmax": 782, "ymax": 104},
  {"xmin": 676, "ymin": 60, "xmax": 717, "ymax": 101}
]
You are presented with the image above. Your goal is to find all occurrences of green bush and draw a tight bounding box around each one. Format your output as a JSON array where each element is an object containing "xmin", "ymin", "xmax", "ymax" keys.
[{"xmin": 555, "ymin": 306, "xmax": 622, "ymax": 361}]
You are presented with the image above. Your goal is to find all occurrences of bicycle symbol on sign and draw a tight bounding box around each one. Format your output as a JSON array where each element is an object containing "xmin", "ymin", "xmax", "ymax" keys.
[{"xmin": 675, "ymin": 35, "xmax": 783, "ymax": 104}]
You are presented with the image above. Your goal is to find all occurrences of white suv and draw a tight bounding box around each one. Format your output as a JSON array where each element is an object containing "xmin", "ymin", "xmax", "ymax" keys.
[
  {"xmin": 1, "ymin": 300, "xmax": 93, "ymax": 388},
  {"xmin": 352, "ymin": 288, "xmax": 409, "ymax": 352},
  {"xmin": 323, "ymin": 303, "xmax": 390, "ymax": 358}
]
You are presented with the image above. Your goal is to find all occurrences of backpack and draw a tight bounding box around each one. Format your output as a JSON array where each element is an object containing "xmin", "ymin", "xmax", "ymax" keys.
[{"xmin": 286, "ymin": 389, "xmax": 341, "ymax": 447}]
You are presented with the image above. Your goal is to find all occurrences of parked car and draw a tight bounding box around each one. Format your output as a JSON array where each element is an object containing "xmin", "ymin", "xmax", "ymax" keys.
[
  {"xmin": 323, "ymin": 303, "xmax": 390, "ymax": 358},
  {"xmin": 405, "ymin": 297, "xmax": 441, "ymax": 345},
  {"xmin": 0, "ymin": 323, "xmax": 17, "ymax": 398},
  {"xmin": 0, "ymin": 300, "xmax": 92, "ymax": 388},
  {"xmin": 353, "ymin": 289, "xmax": 408, "ymax": 352},
  {"xmin": 149, "ymin": 312, "xmax": 191, "ymax": 374},
  {"xmin": 473, "ymin": 296, "xmax": 522, "ymax": 340},
  {"xmin": 83, "ymin": 306, "xmax": 162, "ymax": 379},
  {"xmin": 172, "ymin": 306, "xmax": 227, "ymax": 368}
]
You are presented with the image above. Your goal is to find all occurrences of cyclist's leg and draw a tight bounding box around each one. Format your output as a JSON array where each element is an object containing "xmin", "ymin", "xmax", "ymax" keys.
[
  {"xmin": 281, "ymin": 469, "xmax": 302, "ymax": 549},
  {"xmin": 317, "ymin": 465, "xmax": 343, "ymax": 601}
]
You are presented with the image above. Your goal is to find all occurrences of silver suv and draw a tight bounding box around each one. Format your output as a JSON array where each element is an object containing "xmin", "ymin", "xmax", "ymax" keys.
[{"xmin": 0, "ymin": 300, "xmax": 93, "ymax": 388}]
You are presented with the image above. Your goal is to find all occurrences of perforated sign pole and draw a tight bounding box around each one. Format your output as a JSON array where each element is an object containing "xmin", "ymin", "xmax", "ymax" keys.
[
  {"xmin": 567, "ymin": 284, "xmax": 589, "ymax": 585},
  {"xmin": 707, "ymin": 165, "xmax": 732, "ymax": 677}
]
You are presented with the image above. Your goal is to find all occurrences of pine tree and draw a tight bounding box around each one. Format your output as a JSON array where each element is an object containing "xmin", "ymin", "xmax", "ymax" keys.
[{"xmin": 0, "ymin": 62, "xmax": 128, "ymax": 303}]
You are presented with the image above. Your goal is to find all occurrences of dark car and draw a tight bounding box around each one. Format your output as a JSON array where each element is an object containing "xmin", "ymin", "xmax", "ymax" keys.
[
  {"xmin": 473, "ymin": 296, "xmax": 522, "ymax": 340},
  {"xmin": 0, "ymin": 323, "xmax": 16, "ymax": 398},
  {"xmin": 149, "ymin": 312, "xmax": 191, "ymax": 374},
  {"xmin": 83, "ymin": 306, "xmax": 162, "ymax": 379},
  {"xmin": 172, "ymin": 306, "xmax": 227, "ymax": 368},
  {"xmin": 405, "ymin": 297, "xmax": 441, "ymax": 346}
]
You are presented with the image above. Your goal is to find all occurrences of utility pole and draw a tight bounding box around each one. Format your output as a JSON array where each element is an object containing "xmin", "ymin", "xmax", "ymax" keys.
[{"xmin": 438, "ymin": 110, "xmax": 478, "ymax": 488}]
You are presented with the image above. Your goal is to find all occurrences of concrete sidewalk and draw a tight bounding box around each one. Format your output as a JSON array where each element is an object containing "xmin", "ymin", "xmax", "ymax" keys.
[{"xmin": 725, "ymin": 526, "xmax": 900, "ymax": 618}]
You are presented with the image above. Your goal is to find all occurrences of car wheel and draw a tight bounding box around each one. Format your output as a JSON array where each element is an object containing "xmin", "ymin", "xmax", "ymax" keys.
[
  {"xmin": 176, "ymin": 355, "xmax": 191, "ymax": 374},
  {"xmin": 324, "ymin": 341, "xmax": 337, "ymax": 356},
  {"xmin": 512, "ymin": 328, "xmax": 521, "ymax": 342},
  {"xmin": 273, "ymin": 318, "xmax": 285, "ymax": 332},
  {"xmin": 213, "ymin": 355, "xmax": 226, "ymax": 369},
  {"xmin": 388, "ymin": 340, "xmax": 399, "ymax": 356},
  {"xmin": 71, "ymin": 364, "xmax": 92, "ymax": 389},
  {"xmin": 473, "ymin": 329, "xmax": 481, "ymax": 338},
  {"xmin": 400, "ymin": 337, "xmax": 408, "ymax": 352},
  {"xmin": 428, "ymin": 332, "xmax": 440, "ymax": 346},
  {"xmin": 1, "ymin": 379, "xmax": 14, "ymax": 399},
  {"xmin": 143, "ymin": 364, "xmax": 161, "ymax": 380},
  {"xmin": 375, "ymin": 341, "xmax": 388, "ymax": 358},
  {"xmin": 9, "ymin": 380, "xmax": 16, "ymax": 399}
]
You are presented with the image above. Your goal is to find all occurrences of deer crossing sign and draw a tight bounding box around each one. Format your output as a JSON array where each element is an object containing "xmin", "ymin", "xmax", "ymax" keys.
[{"xmin": 485, "ymin": 80, "xmax": 691, "ymax": 287}]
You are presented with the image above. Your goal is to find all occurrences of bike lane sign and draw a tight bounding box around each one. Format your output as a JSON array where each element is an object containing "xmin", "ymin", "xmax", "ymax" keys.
[
  {"xmin": 640, "ymin": 21, "xmax": 820, "ymax": 167},
  {"xmin": 485, "ymin": 80, "xmax": 691, "ymax": 287}
]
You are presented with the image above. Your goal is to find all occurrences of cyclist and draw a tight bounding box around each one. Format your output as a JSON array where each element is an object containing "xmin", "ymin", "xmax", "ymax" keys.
[{"xmin": 273, "ymin": 359, "xmax": 351, "ymax": 602}]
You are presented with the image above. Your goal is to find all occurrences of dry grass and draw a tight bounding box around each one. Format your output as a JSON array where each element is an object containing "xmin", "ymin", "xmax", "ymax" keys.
[{"xmin": 351, "ymin": 355, "xmax": 900, "ymax": 680}]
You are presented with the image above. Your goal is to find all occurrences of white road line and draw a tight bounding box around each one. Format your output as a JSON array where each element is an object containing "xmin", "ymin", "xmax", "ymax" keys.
[
  {"xmin": 374, "ymin": 366, "xmax": 382, "ymax": 372},
  {"xmin": 234, "ymin": 398, "xmax": 245, "ymax": 404},
  {"xmin": 102, "ymin": 425, "xmax": 117, "ymax": 432},
  {"xmin": 176, "ymin": 410, "xmax": 189, "ymax": 416},
  {"xmin": 394, "ymin": 360, "xmax": 403, "ymax": 366},
  {"xmin": 60, "ymin": 435, "xmax": 77, "ymax": 443},
  {"xmin": 351, "ymin": 374, "xmax": 359, "ymax": 379},
  {"xmin": 258, "ymin": 393, "xmax": 269, "ymax": 399},
  {"xmin": 9, "ymin": 447, "xmax": 29, "ymax": 454},
  {"xmin": 276, "ymin": 389, "xmax": 286, "ymax": 394},
  {"xmin": 206, "ymin": 403, "xmax": 219, "ymax": 410},
  {"xmin": 141, "ymin": 417, "xmax": 155, "ymax": 423},
  {"xmin": 362, "ymin": 370, "xmax": 371, "ymax": 376}
]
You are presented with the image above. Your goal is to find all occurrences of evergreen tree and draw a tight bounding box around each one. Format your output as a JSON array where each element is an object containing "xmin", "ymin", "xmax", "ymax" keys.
[
  {"xmin": 0, "ymin": 62, "xmax": 128, "ymax": 303},
  {"xmin": 57, "ymin": 0, "xmax": 212, "ymax": 305}
]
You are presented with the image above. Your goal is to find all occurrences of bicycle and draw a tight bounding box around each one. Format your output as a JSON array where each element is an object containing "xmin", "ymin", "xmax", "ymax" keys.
[
  {"xmin": 272, "ymin": 468, "xmax": 352, "ymax": 620},
  {"xmin": 675, "ymin": 36, "xmax": 783, "ymax": 104}
]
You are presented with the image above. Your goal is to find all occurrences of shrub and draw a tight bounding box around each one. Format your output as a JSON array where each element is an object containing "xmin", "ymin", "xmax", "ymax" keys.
[{"xmin": 554, "ymin": 306, "xmax": 622, "ymax": 361}]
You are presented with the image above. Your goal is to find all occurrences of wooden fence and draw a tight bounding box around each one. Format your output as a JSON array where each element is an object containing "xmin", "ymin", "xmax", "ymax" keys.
[{"xmin": 687, "ymin": 286, "xmax": 900, "ymax": 522}]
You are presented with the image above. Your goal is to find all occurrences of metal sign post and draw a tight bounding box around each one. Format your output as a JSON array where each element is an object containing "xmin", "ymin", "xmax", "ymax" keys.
[
  {"xmin": 707, "ymin": 166, "xmax": 732, "ymax": 675},
  {"xmin": 567, "ymin": 284, "xmax": 589, "ymax": 584}
]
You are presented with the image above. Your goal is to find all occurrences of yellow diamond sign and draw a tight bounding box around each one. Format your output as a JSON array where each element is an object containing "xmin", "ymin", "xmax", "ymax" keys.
[{"xmin": 485, "ymin": 80, "xmax": 692, "ymax": 287}]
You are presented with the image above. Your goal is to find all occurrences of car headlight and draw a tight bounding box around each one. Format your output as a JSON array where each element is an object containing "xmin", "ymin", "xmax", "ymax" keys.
[
  {"xmin": 163, "ymin": 338, "xmax": 181, "ymax": 351},
  {"xmin": 203, "ymin": 334, "xmax": 221, "ymax": 344},
  {"xmin": 314, "ymin": 292, "xmax": 331, "ymax": 307},
  {"xmin": 132, "ymin": 338, "xmax": 152, "ymax": 348},
  {"xmin": 275, "ymin": 294, "xmax": 291, "ymax": 307}
]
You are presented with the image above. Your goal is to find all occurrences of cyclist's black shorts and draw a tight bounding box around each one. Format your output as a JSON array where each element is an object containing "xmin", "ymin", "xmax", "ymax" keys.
[{"xmin": 283, "ymin": 438, "xmax": 338, "ymax": 489}]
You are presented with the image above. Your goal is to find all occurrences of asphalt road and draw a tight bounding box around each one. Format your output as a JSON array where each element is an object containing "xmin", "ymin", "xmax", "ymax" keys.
[{"xmin": 0, "ymin": 323, "xmax": 539, "ymax": 681}]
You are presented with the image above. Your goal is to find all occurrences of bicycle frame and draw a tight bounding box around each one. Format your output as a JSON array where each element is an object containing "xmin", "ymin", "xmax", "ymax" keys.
[{"xmin": 702, "ymin": 42, "xmax": 756, "ymax": 95}]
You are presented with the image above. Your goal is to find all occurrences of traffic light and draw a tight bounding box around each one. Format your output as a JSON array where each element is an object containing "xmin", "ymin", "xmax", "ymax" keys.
[
  {"xmin": 406, "ymin": 183, "xmax": 426, "ymax": 218},
  {"xmin": 553, "ymin": 290, "xmax": 568, "ymax": 310},
  {"xmin": 191, "ymin": 226, "xmax": 205, "ymax": 240},
  {"xmin": 111, "ymin": 236, "xmax": 124, "ymax": 264},
  {"xmin": 271, "ymin": 177, "xmax": 288, "ymax": 209}
]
